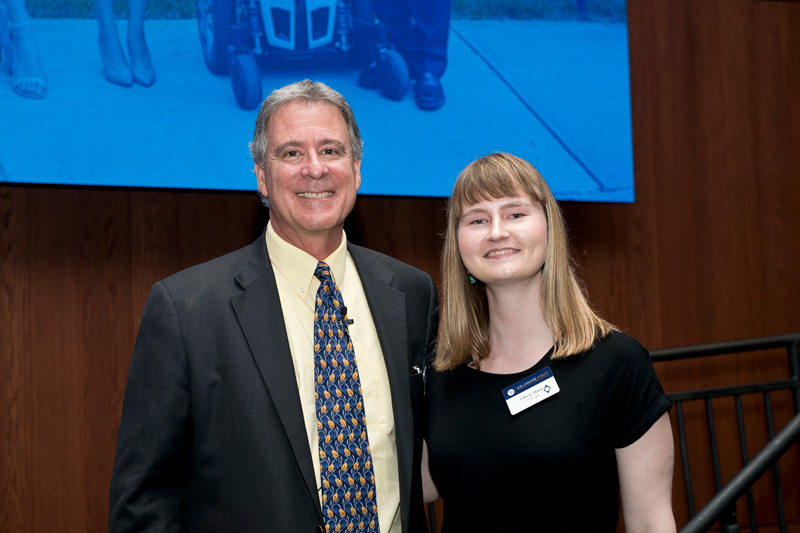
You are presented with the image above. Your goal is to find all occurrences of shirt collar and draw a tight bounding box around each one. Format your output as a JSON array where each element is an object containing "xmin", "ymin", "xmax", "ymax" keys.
[{"xmin": 265, "ymin": 221, "xmax": 349, "ymax": 294}]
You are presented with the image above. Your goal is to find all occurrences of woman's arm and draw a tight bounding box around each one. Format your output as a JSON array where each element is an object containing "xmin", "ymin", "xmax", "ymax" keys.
[
  {"xmin": 421, "ymin": 439, "xmax": 440, "ymax": 503},
  {"xmin": 616, "ymin": 412, "xmax": 676, "ymax": 533}
]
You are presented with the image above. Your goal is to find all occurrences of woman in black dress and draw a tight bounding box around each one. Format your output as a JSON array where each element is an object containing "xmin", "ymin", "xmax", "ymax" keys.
[{"xmin": 423, "ymin": 152, "xmax": 675, "ymax": 532}]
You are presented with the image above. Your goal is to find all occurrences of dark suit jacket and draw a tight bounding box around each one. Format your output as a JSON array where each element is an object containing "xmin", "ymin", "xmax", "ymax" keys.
[{"xmin": 109, "ymin": 230, "xmax": 438, "ymax": 532}]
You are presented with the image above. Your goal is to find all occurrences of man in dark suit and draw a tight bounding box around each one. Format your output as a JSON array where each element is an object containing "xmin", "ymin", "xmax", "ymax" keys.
[{"xmin": 109, "ymin": 80, "xmax": 438, "ymax": 532}]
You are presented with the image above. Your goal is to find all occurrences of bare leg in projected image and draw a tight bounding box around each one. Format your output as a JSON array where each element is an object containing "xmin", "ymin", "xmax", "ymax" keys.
[
  {"xmin": 96, "ymin": 0, "xmax": 155, "ymax": 87},
  {"xmin": 0, "ymin": 0, "xmax": 47, "ymax": 99}
]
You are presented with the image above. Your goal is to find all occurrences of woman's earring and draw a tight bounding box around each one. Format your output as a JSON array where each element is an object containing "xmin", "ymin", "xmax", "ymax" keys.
[{"xmin": 468, "ymin": 273, "xmax": 477, "ymax": 285}]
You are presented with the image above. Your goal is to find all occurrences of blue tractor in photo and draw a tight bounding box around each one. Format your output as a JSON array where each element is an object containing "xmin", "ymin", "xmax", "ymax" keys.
[{"xmin": 196, "ymin": 0, "xmax": 410, "ymax": 109}]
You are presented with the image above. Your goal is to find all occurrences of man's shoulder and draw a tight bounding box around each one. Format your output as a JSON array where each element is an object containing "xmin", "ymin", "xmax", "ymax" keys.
[{"xmin": 160, "ymin": 236, "xmax": 265, "ymax": 290}]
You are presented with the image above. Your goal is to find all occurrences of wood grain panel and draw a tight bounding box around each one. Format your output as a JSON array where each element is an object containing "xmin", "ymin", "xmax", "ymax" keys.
[
  {"xmin": 752, "ymin": 2, "xmax": 800, "ymax": 337},
  {"xmin": 347, "ymin": 195, "xmax": 448, "ymax": 284},
  {"xmin": 24, "ymin": 188, "xmax": 89, "ymax": 529},
  {"xmin": 1, "ymin": 186, "xmax": 31, "ymax": 532},
  {"xmin": 75, "ymin": 190, "xmax": 134, "ymax": 532}
]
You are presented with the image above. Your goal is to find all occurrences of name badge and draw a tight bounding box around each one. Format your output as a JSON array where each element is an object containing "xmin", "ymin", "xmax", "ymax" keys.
[{"xmin": 502, "ymin": 366, "xmax": 560, "ymax": 415}]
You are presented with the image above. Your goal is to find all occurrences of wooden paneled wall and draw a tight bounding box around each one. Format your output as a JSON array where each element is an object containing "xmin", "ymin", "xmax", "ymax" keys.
[{"xmin": 2, "ymin": 0, "xmax": 799, "ymax": 530}]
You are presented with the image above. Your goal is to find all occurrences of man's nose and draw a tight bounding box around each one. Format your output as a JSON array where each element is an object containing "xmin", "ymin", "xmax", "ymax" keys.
[{"xmin": 303, "ymin": 152, "xmax": 327, "ymax": 179}]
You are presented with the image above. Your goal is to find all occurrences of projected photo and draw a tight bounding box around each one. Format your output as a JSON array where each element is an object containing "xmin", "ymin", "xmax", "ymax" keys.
[{"xmin": 0, "ymin": 0, "xmax": 633, "ymax": 201}]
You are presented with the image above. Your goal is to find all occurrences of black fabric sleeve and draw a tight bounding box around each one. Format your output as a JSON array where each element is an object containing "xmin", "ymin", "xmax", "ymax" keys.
[{"xmin": 608, "ymin": 334, "xmax": 673, "ymax": 448}]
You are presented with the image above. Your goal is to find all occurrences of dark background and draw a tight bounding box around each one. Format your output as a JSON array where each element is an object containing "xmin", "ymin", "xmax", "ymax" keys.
[{"xmin": 2, "ymin": 0, "xmax": 799, "ymax": 530}]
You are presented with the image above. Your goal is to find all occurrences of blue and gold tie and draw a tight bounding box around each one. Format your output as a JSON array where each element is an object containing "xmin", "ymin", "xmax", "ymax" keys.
[{"xmin": 314, "ymin": 261, "xmax": 380, "ymax": 533}]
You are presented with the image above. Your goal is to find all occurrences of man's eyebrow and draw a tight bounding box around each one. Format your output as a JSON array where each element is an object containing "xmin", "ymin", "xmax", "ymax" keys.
[
  {"xmin": 272, "ymin": 141, "xmax": 302, "ymax": 156},
  {"xmin": 318, "ymin": 139, "xmax": 348, "ymax": 152},
  {"xmin": 271, "ymin": 139, "xmax": 349, "ymax": 157}
]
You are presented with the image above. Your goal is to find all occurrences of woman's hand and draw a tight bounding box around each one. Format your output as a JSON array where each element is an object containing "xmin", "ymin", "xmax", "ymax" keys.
[{"xmin": 421, "ymin": 439, "xmax": 440, "ymax": 503}]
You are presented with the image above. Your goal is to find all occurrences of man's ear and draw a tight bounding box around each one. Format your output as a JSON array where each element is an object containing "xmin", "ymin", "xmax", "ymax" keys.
[
  {"xmin": 354, "ymin": 158, "xmax": 362, "ymax": 192},
  {"xmin": 255, "ymin": 163, "xmax": 268, "ymax": 198}
]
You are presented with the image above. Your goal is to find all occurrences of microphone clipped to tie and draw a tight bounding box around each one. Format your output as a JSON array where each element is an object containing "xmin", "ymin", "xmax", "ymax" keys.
[{"xmin": 341, "ymin": 306, "xmax": 354, "ymax": 326}]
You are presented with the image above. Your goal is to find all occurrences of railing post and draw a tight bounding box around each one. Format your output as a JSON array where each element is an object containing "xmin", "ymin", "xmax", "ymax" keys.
[
  {"xmin": 789, "ymin": 339, "xmax": 800, "ymax": 413},
  {"xmin": 720, "ymin": 502, "xmax": 740, "ymax": 532},
  {"xmin": 678, "ymin": 412, "xmax": 800, "ymax": 533}
]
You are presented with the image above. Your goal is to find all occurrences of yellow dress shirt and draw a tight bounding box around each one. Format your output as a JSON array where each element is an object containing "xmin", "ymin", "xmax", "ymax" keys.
[{"xmin": 266, "ymin": 222, "xmax": 401, "ymax": 532}]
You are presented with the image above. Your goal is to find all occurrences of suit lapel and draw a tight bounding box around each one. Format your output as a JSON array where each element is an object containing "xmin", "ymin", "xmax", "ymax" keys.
[
  {"xmin": 229, "ymin": 234, "xmax": 323, "ymax": 518},
  {"xmin": 227, "ymin": 236, "xmax": 414, "ymax": 525},
  {"xmin": 348, "ymin": 244, "xmax": 414, "ymax": 526}
]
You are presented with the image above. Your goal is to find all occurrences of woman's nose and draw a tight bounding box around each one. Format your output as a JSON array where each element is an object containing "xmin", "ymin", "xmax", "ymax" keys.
[{"xmin": 487, "ymin": 218, "xmax": 508, "ymax": 240}]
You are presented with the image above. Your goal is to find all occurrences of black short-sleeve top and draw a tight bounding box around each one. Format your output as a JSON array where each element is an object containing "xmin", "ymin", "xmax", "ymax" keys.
[{"xmin": 426, "ymin": 331, "xmax": 672, "ymax": 532}]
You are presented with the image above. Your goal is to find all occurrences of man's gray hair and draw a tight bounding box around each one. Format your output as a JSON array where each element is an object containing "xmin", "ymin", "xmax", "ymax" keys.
[{"xmin": 249, "ymin": 79, "xmax": 363, "ymax": 171}]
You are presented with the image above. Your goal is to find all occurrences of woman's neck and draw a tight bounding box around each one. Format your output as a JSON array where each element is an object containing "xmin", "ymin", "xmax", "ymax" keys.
[{"xmin": 479, "ymin": 280, "xmax": 554, "ymax": 374}]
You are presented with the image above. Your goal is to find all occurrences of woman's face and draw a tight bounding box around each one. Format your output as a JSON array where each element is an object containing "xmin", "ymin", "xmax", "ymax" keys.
[{"xmin": 457, "ymin": 195, "xmax": 547, "ymax": 287}]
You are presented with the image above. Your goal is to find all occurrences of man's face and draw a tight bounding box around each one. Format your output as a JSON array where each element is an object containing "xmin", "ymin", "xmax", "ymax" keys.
[{"xmin": 255, "ymin": 100, "xmax": 361, "ymax": 252}]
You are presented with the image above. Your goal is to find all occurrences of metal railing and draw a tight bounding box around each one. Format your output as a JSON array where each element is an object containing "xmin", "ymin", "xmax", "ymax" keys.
[{"xmin": 650, "ymin": 333, "xmax": 800, "ymax": 532}]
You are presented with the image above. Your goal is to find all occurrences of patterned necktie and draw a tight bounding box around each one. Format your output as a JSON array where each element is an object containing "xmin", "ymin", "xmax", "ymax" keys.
[{"xmin": 313, "ymin": 261, "xmax": 380, "ymax": 533}]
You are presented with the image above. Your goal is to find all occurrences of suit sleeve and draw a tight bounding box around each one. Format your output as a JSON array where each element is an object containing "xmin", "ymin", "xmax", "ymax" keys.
[
  {"xmin": 419, "ymin": 272, "xmax": 439, "ymax": 437},
  {"xmin": 109, "ymin": 281, "xmax": 193, "ymax": 533},
  {"xmin": 407, "ymin": 273, "xmax": 440, "ymax": 533},
  {"xmin": 424, "ymin": 274, "xmax": 439, "ymax": 365}
]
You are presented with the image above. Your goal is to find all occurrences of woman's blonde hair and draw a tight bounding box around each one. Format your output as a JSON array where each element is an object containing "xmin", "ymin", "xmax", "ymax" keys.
[{"xmin": 435, "ymin": 152, "xmax": 615, "ymax": 370}]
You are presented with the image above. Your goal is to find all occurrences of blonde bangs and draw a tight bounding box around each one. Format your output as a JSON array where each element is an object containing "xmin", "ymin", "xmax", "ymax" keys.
[{"xmin": 451, "ymin": 154, "xmax": 546, "ymax": 219}]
